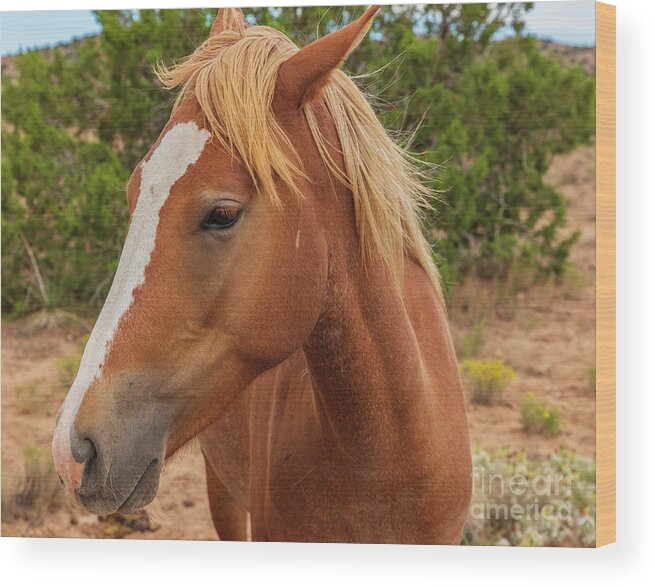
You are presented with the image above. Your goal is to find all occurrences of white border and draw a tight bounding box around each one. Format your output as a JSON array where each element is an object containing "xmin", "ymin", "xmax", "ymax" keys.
[{"xmin": 2, "ymin": 1, "xmax": 654, "ymax": 585}]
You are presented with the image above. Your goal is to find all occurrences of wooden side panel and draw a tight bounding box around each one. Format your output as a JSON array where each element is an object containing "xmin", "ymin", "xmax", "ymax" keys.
[{"xmin": 595, "ymin": 1, "xmax": 616, "ymax": 547}]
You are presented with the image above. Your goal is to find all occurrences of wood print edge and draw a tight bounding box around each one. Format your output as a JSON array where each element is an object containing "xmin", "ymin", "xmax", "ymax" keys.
[{"xmin": 595, "ymin": 0, "xmax": 616, "ymax": 548}]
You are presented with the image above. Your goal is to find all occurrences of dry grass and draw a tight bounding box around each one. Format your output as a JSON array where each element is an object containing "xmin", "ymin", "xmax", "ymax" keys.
[
  {"xmin": 23, "ymin": 309, "xmax": 91, "ymax": 334},
  {"xmin": 1, "ymin": 446, "xmax": 64, "ymax": 526}
]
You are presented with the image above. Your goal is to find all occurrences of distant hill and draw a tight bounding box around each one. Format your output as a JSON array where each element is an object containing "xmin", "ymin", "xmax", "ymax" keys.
[
  {"xmin": 1, "ymin": 36, "xmax": 96, "ymax": 81},
  {"xmin": 537, "ymin": 40, "xmax": 595, "ymax": 75}
]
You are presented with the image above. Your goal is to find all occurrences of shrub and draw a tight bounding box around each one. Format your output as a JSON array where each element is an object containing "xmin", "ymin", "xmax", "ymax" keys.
[
  {"xmin": 463, "ymin": 448, "xmax": 596, "ymax": 547},
  {"xmin": 1, "ymin": 446, "xmax": 63, "ymax": 525},
  {"xmin": 520, "ymin": 392, "xmax": 561, "ymax": 436},
  {"xmin": 420, "ymin": 34, "xmax": 593, "ymax": 284},
  {"xmin": 462, "ymin": 358, "xmax": 515, "ymax": 404},
  {"xmin": 1, "ymin": 44, "xmax": 129, "ymax": 318}
]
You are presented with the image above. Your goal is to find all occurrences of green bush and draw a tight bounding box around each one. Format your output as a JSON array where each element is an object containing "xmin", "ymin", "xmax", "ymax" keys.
[
  {"xmin": 520, "ymin": 392, "xmax": 561, "ymax": 436},
  {"xmin": 379, "ymin": 8, "xmax": 594, "ymax": 283},
  {"xmin": 2, "ymin": 41, "xmax": 130, "ymax": 317},
  {"xmin": 462, "ymin": 358, "xmax": 515, "ymax": 404}
]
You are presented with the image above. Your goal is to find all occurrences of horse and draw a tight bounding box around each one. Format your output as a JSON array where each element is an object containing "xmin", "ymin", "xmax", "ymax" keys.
[{"xmin": 52, "ymin": 6, "xmax": 472, "ymax": 544}]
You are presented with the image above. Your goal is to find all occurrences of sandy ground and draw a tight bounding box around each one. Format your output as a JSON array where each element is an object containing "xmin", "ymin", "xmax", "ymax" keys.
[{"xmin": 1, "ymin": 145, "xmax": 596, "ymax": 540}]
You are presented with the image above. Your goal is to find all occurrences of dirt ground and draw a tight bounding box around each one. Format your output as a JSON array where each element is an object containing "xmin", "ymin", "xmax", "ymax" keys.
[{"xmin": 1, "ymin": 145, "xmax": 596, "ymax": 540}]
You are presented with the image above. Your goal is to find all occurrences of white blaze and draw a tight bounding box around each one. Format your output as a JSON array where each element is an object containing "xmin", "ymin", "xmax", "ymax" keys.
[{"xmin": 52, "ymin": 122, "xmax": 210, "ymax": 485}]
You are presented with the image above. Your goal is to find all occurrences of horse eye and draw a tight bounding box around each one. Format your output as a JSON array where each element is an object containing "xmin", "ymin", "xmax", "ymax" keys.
[{"xmin": 201, "ymin": 207, "xmax": 241, "ymax": 230}]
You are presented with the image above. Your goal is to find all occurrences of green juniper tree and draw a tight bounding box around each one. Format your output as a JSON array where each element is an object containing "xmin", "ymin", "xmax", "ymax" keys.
[{"xmin": 2, "ymin": 45, "xmax": 128, "ymax": 316}]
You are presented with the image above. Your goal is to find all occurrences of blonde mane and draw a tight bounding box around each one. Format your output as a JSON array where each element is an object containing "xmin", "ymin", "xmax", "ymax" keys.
[{"xmin": 156, "ymin": 24, "xmax": 442, "ymax": 297}]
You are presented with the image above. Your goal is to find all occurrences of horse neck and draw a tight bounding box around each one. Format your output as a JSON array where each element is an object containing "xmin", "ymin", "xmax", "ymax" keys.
[{"xmin": 302, "ymin": 251, "xmax": 435, "ymax": 457}]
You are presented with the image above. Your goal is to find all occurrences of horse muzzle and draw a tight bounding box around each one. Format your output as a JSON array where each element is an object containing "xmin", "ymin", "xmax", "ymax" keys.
[{"xmin": 52, "ymin": 395, "xmax": 170, "ymax": 515}]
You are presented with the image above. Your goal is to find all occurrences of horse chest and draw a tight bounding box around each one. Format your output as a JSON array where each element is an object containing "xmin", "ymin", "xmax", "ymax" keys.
[{"xmin": 202, "ymin": 347, "xmax": 471, "ymax": 543}]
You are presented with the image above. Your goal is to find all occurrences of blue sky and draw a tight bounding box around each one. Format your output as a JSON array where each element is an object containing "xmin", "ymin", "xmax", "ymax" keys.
[{"xmin": 0, "ymin": 2, "xmax": 596, "ymax": 57}]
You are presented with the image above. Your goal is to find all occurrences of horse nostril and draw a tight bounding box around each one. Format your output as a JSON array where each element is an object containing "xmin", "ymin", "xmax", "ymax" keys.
[
  {"xmin": 70, "ymin": 434, "xmax": 99, "ymax": 494},
  {"xmin": 71, "ymin": 434, "xmax": 96, "ymax": 464},
  {"xmin": 78, "ymin": 437, "xmax": 97, "ymax": 463}
]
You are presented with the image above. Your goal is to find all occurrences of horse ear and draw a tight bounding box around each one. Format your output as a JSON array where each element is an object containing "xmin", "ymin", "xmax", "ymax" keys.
[
  {"xmin": 210, "ymin": 8, "xmax": 247, "ymax": 37},
  {"xmin": 275, "ymin": 5, "xmax": 379, "ymax": 111}
]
